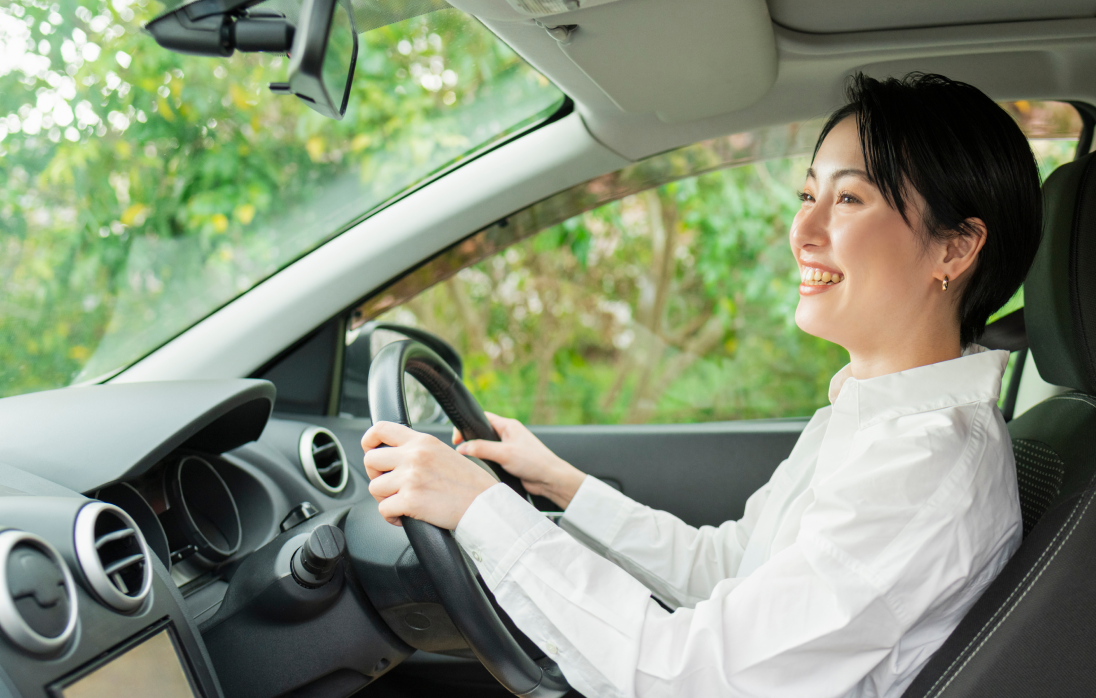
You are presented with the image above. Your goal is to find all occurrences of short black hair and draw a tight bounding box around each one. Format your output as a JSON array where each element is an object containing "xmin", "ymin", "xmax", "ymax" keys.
[{"xmin": 814, "ymin": 72, "xmax": 1043, "ymax": 346}]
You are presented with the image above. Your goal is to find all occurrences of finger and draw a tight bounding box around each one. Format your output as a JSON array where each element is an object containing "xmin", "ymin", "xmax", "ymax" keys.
[
  {"xmin": 377, "ymin": 492, "xmax": 411, "ymax": 524},
  {"xmin": 452, "ymin": 427, "xmax": 464, "ymax": 446},
  {"xmin": 367, "ymin": 466, "xmax": 404, "ymax": 499},
  {"xmin": 457, "ymin": 438, "xmax": 506, "ymax": 462},
  {"xmin": 361, "ymin": 421, "xmax": 417, "ymax": 451},
  {"xmin": 484, "ymin": 411, "xmax": 516, "ymax": 438},
  {"xmin": 362, "ymin": 445, "xmax": 404, "ymax": 479}
]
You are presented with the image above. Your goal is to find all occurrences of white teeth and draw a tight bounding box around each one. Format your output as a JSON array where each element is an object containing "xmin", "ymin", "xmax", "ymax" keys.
[{"xmin": 799, "ymin": 267, "xmax": 844, "ymax": 286}]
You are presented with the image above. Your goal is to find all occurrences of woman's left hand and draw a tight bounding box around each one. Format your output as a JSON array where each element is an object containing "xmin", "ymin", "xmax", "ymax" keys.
[{"xmin": 362, "ymin": 421, "xmax": 499, "ymax": 529}]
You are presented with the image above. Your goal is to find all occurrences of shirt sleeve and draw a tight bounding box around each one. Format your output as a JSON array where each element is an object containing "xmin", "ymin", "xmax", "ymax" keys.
[
  {"xmin": 455, "ymin": 482, "xmax": 903, "ymax": 698},
  {"xmin": 560, "ymin": 475, "xmax": 774, "ymax": 608}
]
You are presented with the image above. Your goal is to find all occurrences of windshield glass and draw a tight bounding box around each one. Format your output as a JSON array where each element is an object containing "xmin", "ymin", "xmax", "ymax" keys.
[{"xmin": 0, "ymin": 0, "xmax": 563, "ymax": 398}]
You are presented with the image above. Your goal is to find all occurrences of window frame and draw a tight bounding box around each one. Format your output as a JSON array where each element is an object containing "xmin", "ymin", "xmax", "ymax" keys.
[
  {"xmin": 326, "ymin": 102, "xmax": 1091, "ymax": 422},
  {"xmin": 348, "ymin": 120, "xmax": 826, "ymax": 331}
]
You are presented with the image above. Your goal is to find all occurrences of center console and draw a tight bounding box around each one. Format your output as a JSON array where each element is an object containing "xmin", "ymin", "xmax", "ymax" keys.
[{"xmin": 0, "ymin": 497, "xmax": 221, "ymax": 698}]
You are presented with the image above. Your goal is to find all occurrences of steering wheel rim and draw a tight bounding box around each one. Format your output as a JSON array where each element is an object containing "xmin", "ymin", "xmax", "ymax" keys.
[{"xmin": 367, "ymin": 339, "xmax": 570, "ymax": 698}]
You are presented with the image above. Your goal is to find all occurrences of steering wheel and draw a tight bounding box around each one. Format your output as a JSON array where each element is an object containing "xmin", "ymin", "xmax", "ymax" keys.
[{"xmin": 367, "ymin": 339, "xmax": 571, "ymax": 698}]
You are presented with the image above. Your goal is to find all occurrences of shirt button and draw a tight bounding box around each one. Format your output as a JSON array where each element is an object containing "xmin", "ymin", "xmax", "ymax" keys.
[
  {"xmin": 472, "ymin": 551, "xmax": 483, "ymax": 562},
  {"xmin": 546, "ymin": 642, "xmax": 558, "ymax": 656}
]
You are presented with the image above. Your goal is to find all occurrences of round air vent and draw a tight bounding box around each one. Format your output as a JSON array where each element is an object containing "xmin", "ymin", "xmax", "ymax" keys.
[
  {"xmin": 74, "ymin": 502, "xmax": 153, "ymax": 613},
  {"xmin": 299, "ymin": 426, "xmax": 349, "ymax": 495},
  {"xmin": 0, "ymin": 530, "xmax": 78, "ymax": 654}
]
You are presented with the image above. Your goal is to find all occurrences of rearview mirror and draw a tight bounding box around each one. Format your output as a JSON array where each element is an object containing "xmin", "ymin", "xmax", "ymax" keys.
[
  {"xmin": 146, "ymin": 0, "xmax": 359, "ymax": 120},
  {"xmin": 272, "ymin": 0, "xmax": 358, "ymax": 119}
]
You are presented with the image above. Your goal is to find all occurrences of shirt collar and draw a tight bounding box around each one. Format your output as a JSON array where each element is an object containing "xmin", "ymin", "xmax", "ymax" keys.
[{"xmin": 827, "ymin": 344, "xmax": 1010, "ymax": 428}]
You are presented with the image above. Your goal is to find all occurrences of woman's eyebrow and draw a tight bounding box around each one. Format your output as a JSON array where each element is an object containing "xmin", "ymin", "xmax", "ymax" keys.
[{"xmin": 804, "ymin": 167, "xmax": 871, "ymax": 183}]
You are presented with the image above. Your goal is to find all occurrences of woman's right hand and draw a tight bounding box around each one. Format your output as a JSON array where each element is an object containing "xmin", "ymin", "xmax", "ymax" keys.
[{"xmin": 453, "ymin": 412, "xmax": 587, "ymax": 510}]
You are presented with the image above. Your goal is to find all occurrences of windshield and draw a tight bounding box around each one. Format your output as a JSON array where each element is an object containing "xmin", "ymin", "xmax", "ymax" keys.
[{"xmin": 0, "ymin": 1, "xmax": 563, "ymax": 398}]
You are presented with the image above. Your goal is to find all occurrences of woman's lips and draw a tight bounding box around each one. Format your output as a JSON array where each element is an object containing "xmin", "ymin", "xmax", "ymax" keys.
[{"xmin": 799, "ymin": 265, "xmax": 844, "ymax": 295}]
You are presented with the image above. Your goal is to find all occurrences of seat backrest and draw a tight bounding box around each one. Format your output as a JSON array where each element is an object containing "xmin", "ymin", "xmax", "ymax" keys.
[{"xmin": 903, "ymin": 152, "xmax": 1096, "ymax": 697}]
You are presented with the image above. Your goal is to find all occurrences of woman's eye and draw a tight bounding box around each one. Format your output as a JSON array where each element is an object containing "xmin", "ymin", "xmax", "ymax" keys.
[
  {"xmin": 838, "ymin": 192, "xmax": 860, "ymax": 204},
  {"xmin": 797, "ymin": 191, "xmax": 813, "ymax": 203}
]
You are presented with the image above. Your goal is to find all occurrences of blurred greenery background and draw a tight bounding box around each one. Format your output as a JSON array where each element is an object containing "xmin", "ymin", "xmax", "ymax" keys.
[
  {"xmin": 0, "ymin": 0, "xmax": 1081, "ymax": 425},
  {"xmin": 0, "ymin": 0, "xmax": 561, "ymax": 396},
  {"xmin": 370, "ymin": 123, "xmax": 1077, "ymax": 425}
]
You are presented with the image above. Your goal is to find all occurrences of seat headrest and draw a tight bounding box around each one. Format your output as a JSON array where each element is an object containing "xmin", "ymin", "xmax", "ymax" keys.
[{"xmin": 1028, "ymin": 152, "xmax": 1096, "ymax": 394}]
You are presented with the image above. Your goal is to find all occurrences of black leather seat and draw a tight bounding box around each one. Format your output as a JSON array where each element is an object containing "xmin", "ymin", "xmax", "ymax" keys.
[{"xmin": 903, "ymin": 153, "xmax": 1096, "ymax": 696}]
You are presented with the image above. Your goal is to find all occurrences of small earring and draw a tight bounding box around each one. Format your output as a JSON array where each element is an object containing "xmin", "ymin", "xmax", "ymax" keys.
[{"xmin": 942, "ymin": 275, "xmax": 949, "ymax": 291}]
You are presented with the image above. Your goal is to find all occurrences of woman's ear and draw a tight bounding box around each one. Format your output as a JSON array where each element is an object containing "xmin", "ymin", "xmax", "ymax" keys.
[{"xmin": 936, "ymin": 218, "xmax": 988, "ymax": 283}]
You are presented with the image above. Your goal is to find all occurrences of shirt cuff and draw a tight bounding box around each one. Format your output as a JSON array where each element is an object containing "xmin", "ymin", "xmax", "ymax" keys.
[
  {"xmin": 559, "ymin": 475, "xmax": 632, "ymax": 549},
  {"xmin": 454, "ymin": 482, "xmax": 557, "ymax": 589}
]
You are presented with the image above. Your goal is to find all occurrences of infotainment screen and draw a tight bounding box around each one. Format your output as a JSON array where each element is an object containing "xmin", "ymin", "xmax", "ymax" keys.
[{"xmin": 53, "ymin": 624, "xmax": 200, "ymax": 698}]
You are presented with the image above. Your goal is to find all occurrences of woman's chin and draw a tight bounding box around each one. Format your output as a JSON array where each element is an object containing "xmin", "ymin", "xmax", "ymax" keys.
[{"xmin": 794, "ymin": 302, "xmax": 840, "ymax": 343}]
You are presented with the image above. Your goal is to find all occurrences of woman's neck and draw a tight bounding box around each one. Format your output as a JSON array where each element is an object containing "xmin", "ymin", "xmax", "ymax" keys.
[{"xmin": 847, "ymin": 327, "xmax": 964, "ymax": 381}]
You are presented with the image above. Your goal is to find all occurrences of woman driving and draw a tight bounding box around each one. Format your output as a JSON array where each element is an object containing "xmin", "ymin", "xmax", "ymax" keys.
[{"xmin": 360, "ymin": 73, "xmax": 1043, "ymax": 697}]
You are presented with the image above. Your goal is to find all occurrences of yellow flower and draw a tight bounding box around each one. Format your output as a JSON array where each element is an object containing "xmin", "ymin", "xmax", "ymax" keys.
[
  {"xmin": 234, "ymin": 204, "xmax": 256, "ymax": 225},
  {"xmin": 306, "ymin": 136, "xmax": 325, "ymax": 162},
  {"xmin": 211, "ymin": 213, "xmax": 229, "ymax": 233},
  {"xmin": 157, "ymin": 97, "xmax": 175, "ymax": 122},
  {"xmin": 350, "ymin": 133, "xmax": 372, "ymax": 152},
  {"xmin": 121, "ymin": 204, "xmax": 147, "ymax": 226}
]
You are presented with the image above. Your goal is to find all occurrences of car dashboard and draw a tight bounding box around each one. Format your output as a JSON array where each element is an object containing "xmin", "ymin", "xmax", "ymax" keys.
[{"xmin": 0, "ymin": 379, "xmax": 412, "ymax": 698}]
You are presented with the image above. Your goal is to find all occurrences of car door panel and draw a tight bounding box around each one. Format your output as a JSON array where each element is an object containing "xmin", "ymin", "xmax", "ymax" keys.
[{"xmin": 296, "ymin": 416, "xmax": 806, "ymax": 528}]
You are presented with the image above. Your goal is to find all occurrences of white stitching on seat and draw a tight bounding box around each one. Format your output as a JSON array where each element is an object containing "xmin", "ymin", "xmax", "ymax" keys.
[
  {"xmin": 1017, "ymin": 474, "xmax": 1063, "ymax": 493},
  {"xmin": 1014, "ymin": 441, "xmax": 1063, "ymax": 459},
  {"xmin": 919, "ymin": 491, "xmax": 1087, "ymax": 697},
  {"xmin": 1017, "ymin": 481, "xmax": 1058, "ymax": 498},
  {"xmin": 926, "ymin": 487, "xmax": 1096, "ymax": 697},
  {"xmin": 1013, "ymin": 447, "xmax": 1066, "ymax": 475},
  {"xmin": 1013, "ymin": 440, "xmax": 1065, "ymax": 462}
]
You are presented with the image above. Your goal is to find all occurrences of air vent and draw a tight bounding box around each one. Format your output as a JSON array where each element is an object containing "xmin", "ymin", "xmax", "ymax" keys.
[
  {"xmin": 299, "ymin": 426, "xmax": 349, "ymax": 495},
  {"xmin": 74, "ymin": 502, "xmax": 153, "ymax": 613},
  {"xmin": 0, "ymin": 530, "xmax": 78, "ymax": 655}
]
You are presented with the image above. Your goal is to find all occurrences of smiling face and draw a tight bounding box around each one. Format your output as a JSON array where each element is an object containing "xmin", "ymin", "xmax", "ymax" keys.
[{"xmin": 790, "ymin": 116, "xmax": 948, "ymax": 361}]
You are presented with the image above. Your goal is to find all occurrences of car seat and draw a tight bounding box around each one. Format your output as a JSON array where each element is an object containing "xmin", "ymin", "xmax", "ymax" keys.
[{"xmin": 903, "ymin": 153, "xmax": 1096, "ymax": 696}]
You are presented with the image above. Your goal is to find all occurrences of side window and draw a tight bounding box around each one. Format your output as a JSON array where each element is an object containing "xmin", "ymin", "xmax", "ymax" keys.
[
  {"xmin": 349, "ymin": 101, "xmax": 1085, "ymax": 426},
  {"xmin": 356, "ymin": 122, "xmax": 851, "ymax": 425}
]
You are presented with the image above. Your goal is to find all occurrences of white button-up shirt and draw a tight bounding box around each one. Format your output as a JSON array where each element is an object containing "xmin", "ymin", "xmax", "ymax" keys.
[{"xmin": 454, "ymin": 347, "xmax": 1022, "ymax": 698}]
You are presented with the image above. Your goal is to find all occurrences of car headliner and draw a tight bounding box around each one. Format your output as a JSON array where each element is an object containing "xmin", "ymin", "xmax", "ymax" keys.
[
  {"xmin": 113, "ymin": 0, "xmax": 1094, "ymax": 387},
  {"xmin": 460, "ymin": 0, "xmax": 1096, "ymax": 159}
]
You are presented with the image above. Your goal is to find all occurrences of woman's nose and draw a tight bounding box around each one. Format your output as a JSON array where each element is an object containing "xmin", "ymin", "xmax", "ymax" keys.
[{"xmin": 790, "ymin": 201, "xmax": 829, "ymax": 251}]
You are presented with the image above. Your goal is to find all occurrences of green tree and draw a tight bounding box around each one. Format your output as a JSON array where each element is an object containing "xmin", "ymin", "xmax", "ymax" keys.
[
  {"xmin": 0, "ymin": 0, "xmax": 560, "ymax": 396},
  {"xmin": 372, "ymin": 123, "xmax": 1079, "ymax": 425}
]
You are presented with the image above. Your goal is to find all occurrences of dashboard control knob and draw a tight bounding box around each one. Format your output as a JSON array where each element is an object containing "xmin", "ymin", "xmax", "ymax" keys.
[
  {"xmin": 280, "ymin": 502, "xmax": 320, "ymax": 532},
  {"xmin": 291, "ymin": 525, "xmax": 345, "ymax": 588}
]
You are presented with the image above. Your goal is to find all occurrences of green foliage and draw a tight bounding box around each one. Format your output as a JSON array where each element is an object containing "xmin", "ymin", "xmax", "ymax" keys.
[
  {"xmin": 0, "ymin": 0, "xmax": 561, "ymax": 396},
  {"xmin": 381, "ymin": 155, "xmax": 850, "ymax": 424},
  {"xmin": 0, "ymin": 4, "xmax": 1081, "ymax": 430},
  {"xmin": 380, "ymin": 136, "xmax": 1081, "ymax": 426}
]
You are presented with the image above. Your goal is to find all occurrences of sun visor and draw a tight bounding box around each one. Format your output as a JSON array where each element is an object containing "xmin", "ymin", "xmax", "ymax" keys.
[
  {"xmin": 504, "ymin": 0, "xmax": 622, "ymax": 16},
  {"xmin": 548, "ymin": 0, "xmax": 777, "ymax": 123}
]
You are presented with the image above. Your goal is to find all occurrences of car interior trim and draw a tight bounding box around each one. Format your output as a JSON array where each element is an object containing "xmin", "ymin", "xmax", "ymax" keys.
[
  {"xmin": 0, "ymin": 380, "xmax": 274, "ymax": 495},
  {"xmin": 73, "ymin": 502, "xmax": 154, "ymax": 614},
  {"xmin": 0, "ymin": 530, "xmax": 79, "ymax": 656},
  {"xmin": 166, "ymin": 456, "xmax": 244, "ymax": 563},
  {"xmin": 298, "ymin": 426, "xmax": 350, "ymax": 495}
]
